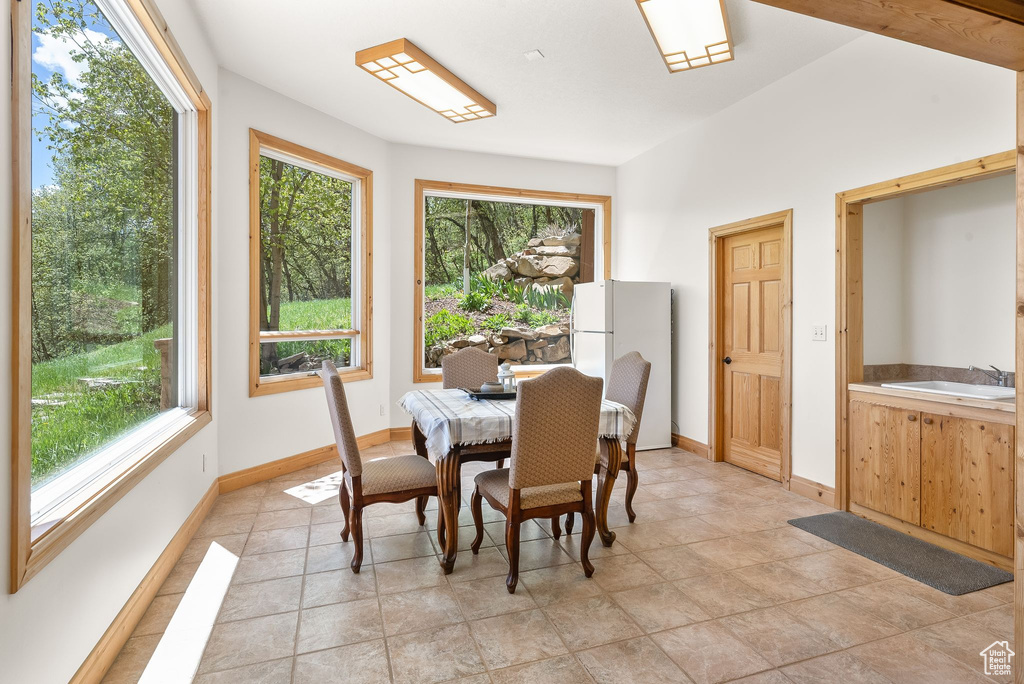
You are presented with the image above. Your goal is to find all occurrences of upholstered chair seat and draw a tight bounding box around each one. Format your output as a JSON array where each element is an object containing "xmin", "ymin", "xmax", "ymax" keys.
[
  {"xmin": 474, "ymin": 468, "xmax": 582, "ymax": 510},
  {"xmin": 354, "ymin": 455, "xmax": 438, "ymax": 496}
]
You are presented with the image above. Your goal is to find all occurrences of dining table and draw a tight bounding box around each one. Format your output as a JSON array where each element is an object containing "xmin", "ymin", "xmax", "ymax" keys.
[{"xmin": 398, "ymin": 387, "xmax": 637, "ymax": 574}]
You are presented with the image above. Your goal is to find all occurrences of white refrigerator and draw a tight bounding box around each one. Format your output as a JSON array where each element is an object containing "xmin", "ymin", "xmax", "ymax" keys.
[{"xmin": 570, "ymin": 280, "xmax": 672, "ymax": 450}]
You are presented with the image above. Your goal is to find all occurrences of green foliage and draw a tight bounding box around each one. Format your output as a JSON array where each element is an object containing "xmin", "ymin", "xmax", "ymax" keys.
[
  {"xmin": 276, "ymin": 297, "xmax": 352, "ymax": 332},
  {"xmin": 498, "ymin": 280, "xmax": 526, "ymax": 303},
  {"xmin": 471, "ymin": 275, "xmax": 501, "ymax": 299},
  {"xmin": 481, "ymin": 313, "xmax": 512, "ymax": 332},
  {"xmin": 424, "ymin": 309, "xmax": 475, "ymax": 347},
  {"xmin": 523, "ymin": 286, "xmax": 569, "ymax": 311},
  {"xmin": 425, "ymin": 283, "xmax": 458, "ymax": 301},
  {"xmin": 457, "ymin": 290, "xmax": 491, "ymax": 313},
  {"xmin": 512, "ymin": 304, "xmax": 558, "ymax": 328}
]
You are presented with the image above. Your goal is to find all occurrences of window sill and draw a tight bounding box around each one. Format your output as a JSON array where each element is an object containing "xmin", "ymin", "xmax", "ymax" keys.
[
  {"xmin": 250, "ymin": 366, "xmax": 372, "ymax": 397},
  {"xmin": 14, "ymin": 409, "xmax": 212, "ymax": 592}
]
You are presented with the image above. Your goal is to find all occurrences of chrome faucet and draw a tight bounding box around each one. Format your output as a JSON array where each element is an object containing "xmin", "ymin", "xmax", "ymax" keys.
[{"xmin": 969, "ymin": 365, "xmax": 1012, "ymax": 387}]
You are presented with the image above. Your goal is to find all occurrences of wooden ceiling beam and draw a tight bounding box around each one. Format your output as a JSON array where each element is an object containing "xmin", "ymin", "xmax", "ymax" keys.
[{"xmin": 750, "ymin": 0, "xmax": 1024, "ymax": 70}]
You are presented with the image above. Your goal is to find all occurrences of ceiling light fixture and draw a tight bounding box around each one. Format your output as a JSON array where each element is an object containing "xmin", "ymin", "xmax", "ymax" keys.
[
  {"xmin": 355, "ymin": 38, "xmax": 496, "ymax": 123},
  {"xmin": 635, "ymin": 0, "xmax": 734, "ymax": 73}
]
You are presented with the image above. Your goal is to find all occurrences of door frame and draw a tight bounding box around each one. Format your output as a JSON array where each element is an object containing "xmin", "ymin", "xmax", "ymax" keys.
[
  {"xmin": 708, "ymin": 209, "xmax": 793, "ymax": 486},
  {"xmin": 834, "ymin": 151, "xmax": 1015, "ymax": 511}
]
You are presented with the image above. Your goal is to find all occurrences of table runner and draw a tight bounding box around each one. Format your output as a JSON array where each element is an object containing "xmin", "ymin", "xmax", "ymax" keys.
[{"xmin": 399, "ymin": 388, "xmax": 636, "ymax": 459}]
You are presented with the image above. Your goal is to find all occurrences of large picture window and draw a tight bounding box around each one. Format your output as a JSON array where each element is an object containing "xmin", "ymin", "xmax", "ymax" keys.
[
  {"xmin": 11, "ymin": 0, "xmax": 212, "ymax": 590},
  {"xmin": 249, "ymin": 130, "xmax": 373, "ymax": 396},
  {"xmin": 414, "ymin": 181, "xmax": 611, "ymax": 382}
]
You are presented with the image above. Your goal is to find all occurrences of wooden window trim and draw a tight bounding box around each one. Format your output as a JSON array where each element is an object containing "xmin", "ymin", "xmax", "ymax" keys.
[
  {"xmin": 9, "ymin": 0, "xmax": 213, "ymax": 592},
  {"xmin": 413, "ymin": 179, "xmax": 612, "ymax": 384},
  {"xmin": 834, "ymin": 150, "xmax": 1015, "ymax": 513},
  {"xmin": 248, "ymin": 129, "xmax": 374, "ymax": 397}
]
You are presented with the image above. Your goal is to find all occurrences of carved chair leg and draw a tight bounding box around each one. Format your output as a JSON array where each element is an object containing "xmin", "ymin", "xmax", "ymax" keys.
[
  {"xmin": 550, "ymin": 516, "xmax": 562, "ymax": 540},
  {"xmin": 580, "ymin": 509, "xmax": 596, "ymax": 578},
  {"xmin": 470, "ymin": 487, "xmax": 485, "ymax": 554},
  {"xmin": 338, "ymin": 481, "xmax": 351, "ymax": 542},
  {"xmin": 505, "ymin": 519, "xmax": 521, "ymax": 594},
  {"xmin": 415, "ymin": 495, "xmax": 427, "ymax": 526},
  {"xmin": 350, "ymin": 506, "xmax": 365, "ymax": 573},
  {"xmin": 624, "ymin": 445, "xmax": 639, "ymax": 523},
  {"xmin": 564, "ymin": 512, "xmax": 575, "ymax": 535}
]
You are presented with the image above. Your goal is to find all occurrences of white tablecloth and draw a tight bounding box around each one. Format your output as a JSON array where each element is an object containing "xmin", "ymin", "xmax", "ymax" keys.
[{"xmin": 398, "ymin": 388, "xmax": 636, "ymax": 459}]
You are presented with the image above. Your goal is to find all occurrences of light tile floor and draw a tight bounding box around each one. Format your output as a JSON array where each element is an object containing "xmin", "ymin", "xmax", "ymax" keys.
[{"xmin": 103, "ymin": 443, "xmax": 1015, "ymax": 683}]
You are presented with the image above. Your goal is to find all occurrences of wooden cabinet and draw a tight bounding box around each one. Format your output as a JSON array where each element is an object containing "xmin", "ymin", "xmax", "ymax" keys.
[
  {"xmin": 920, "ymin": 414, "xmax": 1014, "ymax": 557},
  {"xmin": 849, "ymin": 400, "xmax": 921, "ymax": 524},
  {"xmin": 848, "ymin": 394, "xmax": 1014, "ymax": 560}
]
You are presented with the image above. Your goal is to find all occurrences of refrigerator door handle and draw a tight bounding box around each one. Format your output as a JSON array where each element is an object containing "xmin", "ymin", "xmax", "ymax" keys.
[{"xmin": 569, "ymin": 291, "xmax": 576, "ymax": 367}]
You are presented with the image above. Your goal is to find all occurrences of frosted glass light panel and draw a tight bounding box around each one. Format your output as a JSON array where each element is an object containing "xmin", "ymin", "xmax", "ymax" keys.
[
  {"xmin": 636, "ymin": 0, "xmax": 734, "ymax": 72},
  {"xmin": 356, "ymin": 39, "xmax": 497, "ymax": 123}
]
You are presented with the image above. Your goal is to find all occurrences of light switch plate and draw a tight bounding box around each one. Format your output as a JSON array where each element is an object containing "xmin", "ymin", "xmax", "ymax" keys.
[{"xmin": 812, "ymin": 325, "xmax": 827, "ymax": 342}]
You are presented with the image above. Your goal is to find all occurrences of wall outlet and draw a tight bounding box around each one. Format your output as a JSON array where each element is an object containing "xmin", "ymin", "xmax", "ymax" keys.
[
  {"xmin": 812, "ymin": 325, "xmax": 827, "ymax": 342},
  {"xmin": 379, "ymin": 404, "xmax": 385, "ymax": 417}
]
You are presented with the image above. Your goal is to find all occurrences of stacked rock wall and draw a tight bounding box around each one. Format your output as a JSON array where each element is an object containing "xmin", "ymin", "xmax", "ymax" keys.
[{"xmin": 482, "ymin": 233, "xmax": 581, "ymax": 298}]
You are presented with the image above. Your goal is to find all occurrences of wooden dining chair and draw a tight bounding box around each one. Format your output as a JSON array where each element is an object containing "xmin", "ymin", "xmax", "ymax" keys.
[
  {"xmin": 322, "ymin": 361, "xmax": 438, "ymax": 573},
  {"xmin": 469, "ymin": 366, "xmax": 603, "ymax": 593},
  {"xmin": 440, "ymin": 346, "xmax": 509, "ymax": 469},
  {"xmin": 564, "ymin": 351, "xmax": 651, "ymax": 534},
  {"xmin": 441, "ymin": 346, "xmax": 499, "ymax": 389}
]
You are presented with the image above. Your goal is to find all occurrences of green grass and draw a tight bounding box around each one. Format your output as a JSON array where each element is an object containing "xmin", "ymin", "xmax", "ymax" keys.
[
  {"xmin": 277, "ymin": 297, "xmax": 351, "ymax": 331},
  {"xmin": 31, "ymin": 323, "xmax": 171, "ymax": 485}
]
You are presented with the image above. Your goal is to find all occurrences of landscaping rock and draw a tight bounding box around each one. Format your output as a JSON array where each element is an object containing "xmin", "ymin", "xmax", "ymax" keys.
[
  {"xmin": 540, "ymin": 336, "xmax": 571, "ymax": 362},
  {"xmin": 515, "ymin": 255, "xmax": 547, "ymax": 278},
  {"xmin": 500, "ymin": 327, "xmax": 538, "ymax": 341},
  {"xmin": 450, "ymin": 339, "xmax": 473, "ymax": 349},
  {"xmin": 535, "ymin": 324, "xmax": 570, "ymax": 337},
  {"xmin": 491, "ymin": 339, "xmax": 527, "ymax": 361},
  {"xmin": 527, "ymin": 339, "xmax": 548, "ymax": 350},
  {"xmin": 482, "ymin": 260, "xmax": 513, "ymax": 282},
  {"xmin": 527, "ymin": 237, "xmax": 544, "ymax": 248},
  {"xmin": 542, "ymin": 234, "xmax": 581, "ymax": 247},
  {"xmin": 468, "ymin": 334, "xmax": 488, "ymax": 346},
  {"xmin": 534, "ymin": 245, "xmax": 578, "ymax": 257},
  {"xmin": 489, "ymin": 334, "xmax": 507, "ymax": 346}
]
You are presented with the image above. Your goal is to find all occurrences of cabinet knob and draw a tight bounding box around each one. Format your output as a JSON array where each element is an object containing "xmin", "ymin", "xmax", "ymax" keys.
[
  {"xmin": 922, "ymin": 417, "xmax": 933, "ymax": 425},
  {"xmin": 907, "ymin": 414, "xmax": 917, "ymax": 422}
]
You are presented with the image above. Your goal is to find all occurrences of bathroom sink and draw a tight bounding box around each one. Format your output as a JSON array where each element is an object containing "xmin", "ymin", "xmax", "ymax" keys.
[{"xmin": 880, "ymin": 380, "xmax": 1015, "ymax": 401}]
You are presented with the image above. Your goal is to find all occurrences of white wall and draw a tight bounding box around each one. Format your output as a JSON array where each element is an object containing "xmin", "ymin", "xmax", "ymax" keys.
[
  {"xmin": 862, "ymin": 197, "xmax": 907, "ymax": 364},
  {"xmin": 386, "ymin": 144, "xmax": 616, "ymax": 423},
  {"xmin": 0, "ymin": 2, "xmax": 222, "ymax": 682},
  {"xmin": 215, "ymin": 71, "xmax": 394, "ymax": 475},
  {"xmin": 615, "ymin": 34, "xmax": 1016, "ymax": 486},
  {"xmin": 863, "ymin": 174, "xmax": 1016, "ymax": 369}
]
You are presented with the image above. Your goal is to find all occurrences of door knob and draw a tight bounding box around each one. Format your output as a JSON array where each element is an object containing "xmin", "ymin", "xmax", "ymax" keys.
[{"xmin": 723, "ymin": 357, "xmax": 732, "ymax": 365}]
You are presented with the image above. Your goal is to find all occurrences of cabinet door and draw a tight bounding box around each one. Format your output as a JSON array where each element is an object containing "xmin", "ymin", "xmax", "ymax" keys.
[
  {"xmin": 921, "ymin": 414, "xmax": 1014, "ymax": 557},
  {"xmin": 849, "ymin": 400, "xmax": 921, "ymax": 524}
]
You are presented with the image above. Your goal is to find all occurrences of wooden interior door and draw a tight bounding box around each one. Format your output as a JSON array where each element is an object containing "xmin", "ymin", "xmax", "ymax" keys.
[
  {"xmin": 921, "ymin": 413, "xmax": 1014, "ymax": 556},
  {"xmin": 720, "ymin": 225, "xmax": 785, "ymax": 480},
  {"xmin": 849, "ymin": 400, "xmax": 921, "ymax": 524}
]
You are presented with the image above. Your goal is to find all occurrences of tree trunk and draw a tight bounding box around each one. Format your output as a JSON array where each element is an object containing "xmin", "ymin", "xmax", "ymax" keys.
[{"xmin": 263, "ymin": 159, "xmax": 285, "ymax": 366}]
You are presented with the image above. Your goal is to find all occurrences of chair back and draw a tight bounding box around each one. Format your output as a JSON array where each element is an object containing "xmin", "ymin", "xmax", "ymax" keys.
[
  {"xmin": 441, "ymin": 347, "xmax": 499, "ymax": 390},
  {"xmin": 509, "ymin": 366, "xmax": 603, "ymax": 490},
  {"xmin": 322, "ymin": 361, "xmax": 362, "ymax": 477},
  {"xmin": 605, "ymin": 352, "xmax": 651, "ymax": 445}
]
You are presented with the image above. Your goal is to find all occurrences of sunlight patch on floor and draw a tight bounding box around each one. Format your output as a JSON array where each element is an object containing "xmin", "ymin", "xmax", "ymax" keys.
[
  {"xmin": 138, "ymin": 542, "xmax": 238, "ymax": 683},
  {"xmin": 284, "ymin": 472, "xmax": 343, "ymax": 505}
]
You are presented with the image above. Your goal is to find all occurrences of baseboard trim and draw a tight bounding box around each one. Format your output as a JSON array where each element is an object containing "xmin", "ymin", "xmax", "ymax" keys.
[
  {"xmin": 671, "ymin": 433, "xmax": 709, "ymax": 459},
  {"xmin": 217, "ymin": 428, "xmax": 392, "ymax": 494},
  {"xmin": 389, "ymin": 426, "xmax": 412, "ymax": 441},
  {"xmin": 70, "ymin": 479, "xmax": 219, "ymax": 684},
  {"xmin": 788, "ymin": 475, "xmax": 837, "ymax": 508}
]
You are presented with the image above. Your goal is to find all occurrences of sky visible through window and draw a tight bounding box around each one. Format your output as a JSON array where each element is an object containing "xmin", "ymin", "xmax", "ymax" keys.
[{"xmin": 31, "ymin": 3, "xmax": 119, "ymax": 189}]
